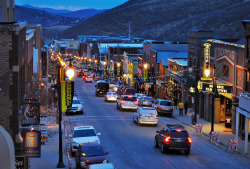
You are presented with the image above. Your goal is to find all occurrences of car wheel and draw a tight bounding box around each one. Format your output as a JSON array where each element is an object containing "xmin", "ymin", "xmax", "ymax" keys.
[
  {"xmin": 137, "ymin": 119, "xmax": 141, "ymax": 126},
  {"xmin": 154, "ymin": 123, "xmax": 158, "ymax": 127},
  {"xmin": 154, "ymin": 138, "xmax": 159, "ymax": 148},
  {"xmin": 161, "ymin": 144, "xmax": 166, "ymax": 153},
  {"xmin": 71, "ymin": 151, "xmax": 75, "ymax": 157},
  {"xmin": 80, "ymin": 111, "xmax": 83, "ymax": 115},
  {"xmin": 185, "ymin": 148, "xmax": 190, "ymax": 155},
  {"xmin": 133, "ymin": 116, "xmax": 136, "ymax": 123}
]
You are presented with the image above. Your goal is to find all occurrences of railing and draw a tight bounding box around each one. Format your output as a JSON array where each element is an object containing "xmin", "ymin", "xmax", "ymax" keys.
[{"xmin": 239, "ymin": 93, "xmax": 250, "ymax": 112}]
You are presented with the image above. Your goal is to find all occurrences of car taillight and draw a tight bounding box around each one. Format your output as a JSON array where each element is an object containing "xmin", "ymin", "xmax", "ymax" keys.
[
  {"xmin": 157, "ymin": 106, "xmax": 161, "ymax": 110},
  {"xmin": 143, "ymin": 100, "xmax": 146, "ymax": 102},
  {"xmin": 188, "ymin": 137, "xmax": 192, "ymax": 143},
  {"xmin": 156, "ymin": 115, "xmax": 158, "ymax": 119},
  {"xmin": 139, "ymin": 115, "xmax": 141, "ymax": 118},
  {"xmin": 136, "ymin": 101, "xmax": 139, "ymax": 105},
  {"xmin": 165, "ymin": 136, "xmax": 170, "ymax": 143},
  {"xmin": 107, "ymin": 95, "xmax": 109, "ymax": 97},
  {"xmin": 128, "ymin": 96, "xmax": 132, "ymax": 98},
  {"xmin": 121, "ymin": 100, "xmax": 124, "ymax": 104},
  {"xmin": 176, "ymin": 129, "xmax": 182, "ymax": 132}
]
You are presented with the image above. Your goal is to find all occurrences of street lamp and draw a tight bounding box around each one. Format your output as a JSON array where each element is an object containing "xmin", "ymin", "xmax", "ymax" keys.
[
  {"xmin": 211, "ymin": 64, "xmax": 218, "ymax": 133},
  {"xmin": 204, "ymin": 69, "xmax": 210, "ymax": 78},
  {"xmin": 117, "ymin": 62, "xmax": 121, "ymax": 75},
  {"xmin": 143, "ymin": 63, "xmax": 149, "ymax": 81},
  {"xmin": 66, "ymin": 67, "xmax": 74, "ymax": 80},
  {"xmin": 57, "ymin": 60, "xmax": 65, "ymax": 168}
]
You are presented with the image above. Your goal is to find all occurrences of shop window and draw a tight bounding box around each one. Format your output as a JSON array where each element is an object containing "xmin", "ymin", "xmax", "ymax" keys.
[{"xmin": 222, "ymin": 65, "xmax": 229, "ymax": 77}]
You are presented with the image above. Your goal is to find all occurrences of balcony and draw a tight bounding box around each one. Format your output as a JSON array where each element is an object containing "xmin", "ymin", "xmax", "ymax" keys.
[{"xmin": 239, "ymin": 93, "xmax": 250, "ymax": 112}]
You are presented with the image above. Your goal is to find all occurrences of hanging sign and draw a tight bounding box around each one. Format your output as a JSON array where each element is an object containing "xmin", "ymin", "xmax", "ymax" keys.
[{"xmin": 23, "ymin": 130, "xmax": 41, "ymax": 158}]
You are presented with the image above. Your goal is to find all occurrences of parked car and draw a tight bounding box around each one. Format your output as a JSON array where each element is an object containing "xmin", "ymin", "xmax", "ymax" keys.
[
  {"xmin": 75, "ymin": 143, "xmax": 109, "ymax": 169},
  {"xmin": 95, "ymin": 81, "xmax": 109, "ymax": 96},
  {"xmin": 139, "ymin": 96, "xmax": 154, "ymax": 107},
  {"xmin": 154, "ymin": 124, "xmax": 191, "ymax": 155},
  {"xmin": 70, "ymin": 126, "xmax": 101, "ymax": 156},
  {"xmin": 85, "ymin": 76, "xmax": 93, "ymax": 83},
  {"xmin": 124, "ymin": 88, "xmax": 137, "ymax": 95},
  {"xmin": 133, "ymin": 107, "xmax": 158, "ymax": 126},
  {"xmin": 88, "ymin": 163, "xmax": 116, "ymax": 169},
  {"xmin": 153, "ymin": 99, "xmax": 173, "ymax": 117},
  {"xmin": 66, "ymin": 98, "xmax": 83, "ymax": 115},
  {"xmin": 105, "ymin": 92, "xmax": 118, "ymax": 102},
  {"xmin": 117, "ymin": 95, "xmax": 138, "ymax": 111}
]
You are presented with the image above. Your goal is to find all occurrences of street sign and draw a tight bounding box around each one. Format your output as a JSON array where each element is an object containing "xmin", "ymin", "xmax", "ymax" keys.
[
  {"xmin": 15, "ymin": 156, "xmax": 25, "ymax": 169},
  {"xmin": 23, "ymin": 130, "xmax": 41, "ymax": 158}
]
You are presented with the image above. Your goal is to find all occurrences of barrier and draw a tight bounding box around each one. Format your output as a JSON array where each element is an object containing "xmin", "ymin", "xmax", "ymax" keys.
[
  {"xmin": 194, "ymin": 124, "xmax": 203, "ymax": 135},
  {"xmin": 226, "ymin": 139, "xmax": 238, "ymax": 152},
  {"xmin": 210, "ymin": 131, "xmax": 220, "ymax": 145}
]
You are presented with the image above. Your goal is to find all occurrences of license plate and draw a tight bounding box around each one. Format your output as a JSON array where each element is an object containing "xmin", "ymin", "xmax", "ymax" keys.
[
  {"xmin": 147, "ymin": 117, "xmax": 151, "ymax": 119},
  {"xmin": 176, "ymin": 139, "xmax": 182, "ymax": 142}
]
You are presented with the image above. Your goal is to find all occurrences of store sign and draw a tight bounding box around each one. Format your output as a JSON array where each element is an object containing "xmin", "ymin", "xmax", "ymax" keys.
[
  {"xmin": 23, "ymin": 131, "xmax": 41, "ymax": 158},
  {"xmin": 204, "ymin": 43, "xmax": 211, "ymax": 70},
  {"xmin": 198, "ymin": 82, "xmax": 232, "ymax": 93},
  {"xmin": 65, "ymin": 81, "xmax": 74, "ymax": 107}
]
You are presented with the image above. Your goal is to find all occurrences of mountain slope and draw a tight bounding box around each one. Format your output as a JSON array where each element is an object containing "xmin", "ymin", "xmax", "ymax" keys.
[
  {"xmin": 60, "ymin": 0, "xmax": 250, "ymax": 41},
  {"xmin": 55, "ymin": 9, "xmax": 107, "ymax": 18},
  {"xmin": 15, "ymin": 5, "xmax": 80, "ymax": 26}
]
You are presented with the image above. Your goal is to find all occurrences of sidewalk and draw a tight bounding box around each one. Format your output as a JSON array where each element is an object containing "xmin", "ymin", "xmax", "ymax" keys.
[
  {"xmin": 173, "ymin": 108, "xmax": 250, "ymax": 157},
  {"xmin": 29, "ymin": 123, "xmax": 69, "ymax": 169}
]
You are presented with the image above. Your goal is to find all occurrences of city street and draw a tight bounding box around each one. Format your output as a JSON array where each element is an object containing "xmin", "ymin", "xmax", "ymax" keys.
[{"xmin": 63, "ymin": 78, "xmax": 250, "ymax": 169}]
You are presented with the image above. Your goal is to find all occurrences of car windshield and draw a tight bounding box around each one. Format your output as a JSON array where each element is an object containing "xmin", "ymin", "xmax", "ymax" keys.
[
  {"xmin": 160, "ymin": 101, "xmax": 172, "ymax": 106},
  {"xmin": 81, "ymin": 146, "xmax": 104, "ymax": 157},
  {"xmin": 170, "ymin": 130, "xmax": 188, "ymax": 138},
  {"xmin": 73, "ymin": 100, "xmax": 81, "ymax": 104},
  {"xmin": 144, "ymin": 97, "xmax": 153, "ymax": 100},
  {"xmin": 74, "ymin": 129, "xmax": 96, "ymax": 137},
  {"xmin": 123, "ymin": 97, "xmax": 136, "ymax": 101}
]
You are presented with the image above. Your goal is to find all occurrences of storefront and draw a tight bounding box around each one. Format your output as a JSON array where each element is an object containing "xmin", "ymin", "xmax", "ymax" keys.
[{"xmin": 198, "ymin": 80, "xmax": 233, "ymax": 123}]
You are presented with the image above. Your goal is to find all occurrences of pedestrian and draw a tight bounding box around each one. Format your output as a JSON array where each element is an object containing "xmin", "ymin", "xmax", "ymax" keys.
[
  {"xmin": 174, "ymin": 98, "xmax": 178, "ymax": 108},
  {"xmin": 184, "ymin": 101, "xmax": 188, "ymax": 115},
  {"xmin": 164, "ymin": 91, "xmax": 166, "ymax": 99},
  {"xmin": 178, "ymin": 101, "xmax": 184, "ymax": 116}
]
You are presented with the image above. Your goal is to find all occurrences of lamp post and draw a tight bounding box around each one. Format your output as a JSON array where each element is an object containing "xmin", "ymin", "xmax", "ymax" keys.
[
  {"xmin": 143, "ymin": 63, "xmax": 148, "ymax": 82},
  {"xmin": 95, "ymin": 60, "xmax": 98, "ymax": 71},
  {"xmin": 57, "ymin": 59, "xmax": 65, "ymax": 168},
  {"xmin": 117, "ymin": 62, "xmax": 121, "ymax": 75},
  {"xmin": 211, "ymin": 64, "xmax": 218, "ymax": 133}
]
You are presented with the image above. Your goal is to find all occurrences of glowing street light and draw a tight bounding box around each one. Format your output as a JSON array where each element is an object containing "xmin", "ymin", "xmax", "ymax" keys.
[
  {"xmin": 66, "ymin": 67, "xmax": 75, "ymax": 80},
  {"xmin": 204, "ymin": 69, "xmax": 210, "ymax": 78}
]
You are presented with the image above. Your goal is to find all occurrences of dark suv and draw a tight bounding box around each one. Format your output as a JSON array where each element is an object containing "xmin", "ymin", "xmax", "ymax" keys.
[
  {"xmin": 75, "ymin": 143, "xmax": 109, "ymax": 169},
  {"xmin": 154, "ymin": 124, "xmax": 191, "ymax": 155}
]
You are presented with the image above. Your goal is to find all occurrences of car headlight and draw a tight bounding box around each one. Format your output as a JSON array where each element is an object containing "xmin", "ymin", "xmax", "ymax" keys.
[{"xmin": 80, "ymin": 161, "xmax": 86, "ymax": 167}]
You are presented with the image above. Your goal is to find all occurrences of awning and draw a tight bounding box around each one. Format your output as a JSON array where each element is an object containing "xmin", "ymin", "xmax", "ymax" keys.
[{"xmin": 220, "ymin": 93, "xmax": 233, "ymax": 100}]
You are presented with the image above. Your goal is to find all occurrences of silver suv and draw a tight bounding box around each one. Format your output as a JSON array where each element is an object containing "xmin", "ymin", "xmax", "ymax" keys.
[
  {"xmin": 117, "ymin": 95, "xmax": 138, "ymax": 110},
  {"xmin": 153, "ymin": 99, "xmax": 173, "ymax": 117}
]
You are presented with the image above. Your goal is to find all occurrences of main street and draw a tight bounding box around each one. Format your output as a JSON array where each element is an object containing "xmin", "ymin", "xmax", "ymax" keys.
[{"xmin": 64, "ymin": 77, "xmax": 249, "ymax": 169}]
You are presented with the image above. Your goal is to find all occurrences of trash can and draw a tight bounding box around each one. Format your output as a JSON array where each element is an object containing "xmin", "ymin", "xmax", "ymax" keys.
[{"xmin": 225, "ymin": 119, "xmax": 231, "ymax": 128}]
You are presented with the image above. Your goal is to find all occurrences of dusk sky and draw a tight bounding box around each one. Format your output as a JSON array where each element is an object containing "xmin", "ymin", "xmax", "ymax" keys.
[{"xmin": 15, "ymin": 0, "xmax": 128, "ymax": 11}]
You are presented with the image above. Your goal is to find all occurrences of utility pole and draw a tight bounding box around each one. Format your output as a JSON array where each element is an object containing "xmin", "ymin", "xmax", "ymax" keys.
[{"xmin": 211, "ymin": 64, "xmax": 219, "ymax": 133}]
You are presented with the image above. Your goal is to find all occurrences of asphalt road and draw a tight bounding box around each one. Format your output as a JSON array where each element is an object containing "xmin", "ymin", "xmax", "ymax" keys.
[{"xmin": 64, "ymin": 77, "xmax": 250, "ymax": 169}]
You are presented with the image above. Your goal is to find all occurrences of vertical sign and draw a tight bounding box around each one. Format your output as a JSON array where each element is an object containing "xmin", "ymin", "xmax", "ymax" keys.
[
  {"xmin": 61, "ymin": 81, "xmax": 67, "ymax": 112},
  {"xmin": 204, "ymin": 43, "xmax": 211, "ymax": 76},
  {"xmin": 65, "ymin": 81, "xmax": 74, "ymax": 107},
  {"xmin": 23, "ymin": 131, "xmax": 41, "ymax": 158}
]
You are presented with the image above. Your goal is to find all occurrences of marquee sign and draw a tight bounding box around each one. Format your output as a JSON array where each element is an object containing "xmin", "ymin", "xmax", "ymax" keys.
[
  {"xmin": 198, "ymin": 81, "xmax": 232, "ymax": 94},
  {"xmin": 204, "ymin": 43, "xmax": 211, "ymax": 70}
]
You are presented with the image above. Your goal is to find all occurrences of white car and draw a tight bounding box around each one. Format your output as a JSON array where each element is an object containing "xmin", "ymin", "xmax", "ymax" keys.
[
  {"xmin": 89, "ymin": 163, "xmax": 116, "ymax": 169},
  {"xmin": 105, "ymin": 92, "xmax": 118, "ymax": 102},
  {"xmin": 70, "ymin": 126, "xmax": 101, "ymax": 156},
  {"xmin": 66, "ymin": 97, "xmax": 83, "ymax": 115},
  {"xmin": 85, "ymin": 76, "xmax": 93, "ymax": 83},
  {"xmin": 133, "ymin": 107, "xmax": 158, "ymax": 126}
]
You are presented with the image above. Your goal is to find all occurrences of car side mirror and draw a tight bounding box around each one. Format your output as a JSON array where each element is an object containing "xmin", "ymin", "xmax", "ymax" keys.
[
  {"xmin": 104, "ymin": 152, "xmax": 109, "ymax": 155},
  {"xmin": 96, "ymin": 133, "xmax": 101, "ymax": 136},
  {"xmin": 156, "ymin": 131, "xmax": 159, "ymax": 133},
  {"xmin": 69, "ymin": 135, "xmax": 72, "ymax": 138}
]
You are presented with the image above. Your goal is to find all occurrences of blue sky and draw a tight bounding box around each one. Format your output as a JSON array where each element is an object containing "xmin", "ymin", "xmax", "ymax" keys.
[{"xmin": 15, "ymin": 0, "xmax": 128, "ymax": 11}]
